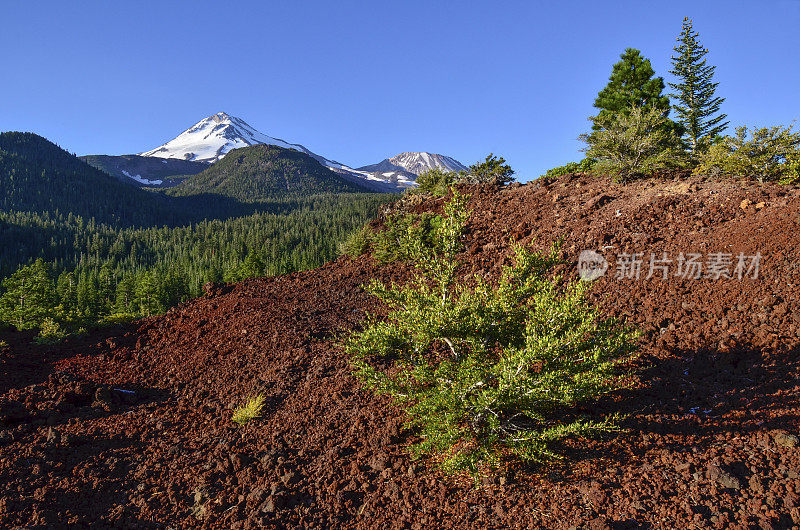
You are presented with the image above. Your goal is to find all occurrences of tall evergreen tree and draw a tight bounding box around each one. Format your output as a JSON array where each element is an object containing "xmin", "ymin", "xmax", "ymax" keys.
[
  {"xmin": 0, "ymin": 259, "xmax": 57, "ymax": 330},
  {"xmin": 668, "ymin": 18, "xmax": 729, "ymax": 152},
  {"xmin": 135, "ymin": 271, "xmax": 164, "ymax": 316},
  {"xmin": 114, "ymin": 275, "xmax": 137, "ymax": 314},
  {"xmin": 593, "ymin": 48, "xmax": 672, "ymax": 129}
]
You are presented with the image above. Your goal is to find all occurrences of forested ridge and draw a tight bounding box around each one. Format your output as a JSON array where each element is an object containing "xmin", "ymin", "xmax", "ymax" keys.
[
  {"xmin": 0, "ymin": 132, "xmax": 186, "ymax": 227},
  {"xmin": 0, "ymin": 132, "xmax": 395, "ymax": 338},
  {"xmin": 171, "ymin": 143, "xmax": 369, "ymax": 200}
]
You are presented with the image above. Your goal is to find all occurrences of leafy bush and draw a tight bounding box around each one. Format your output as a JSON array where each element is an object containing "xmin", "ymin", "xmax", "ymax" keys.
[
  {"xmin": 694, "ymin": 125, "xmax": 800, "ymax": 183},
  {"xmin": 463, "ymin": 154, "xmax": 515, "ymax": 186},
  {"xmin": 414, "ymin": 154, "xmax": 514, "ymax": 195},
  {"xmin": 345, "ymin": 192, "xmax": 637, "ymax": 478},
  {"xmin": 416, "ymin": 168, "xmax": 459, "ymax": 195},
  {"xmin": 100, "ymin": 313, "xmax": 139, "ymax": 326},
  {"xmin": 371, "ymin": 211, "xmax": 444, "ymax": 264},
  {"xmin": 580, "ymin": 105, "xmax": 689, "ymax": 181},
  {"xmin": 33, "ymin": 317, "xmax": 66, "ymax": 345},
  {"xmin": 340, "ymin": 197, "xmax": 452, "ymax": 263},
  {"xmin": 232, "ymin": 394, "xmax": 267, "ymax": 425},
  {"xmin": 339, "ymin": 224, "xmax": 374, "ymax": 257},
  {"xmin": 540, "ymin": 158, "xmax": 596, "ymax": 180}
]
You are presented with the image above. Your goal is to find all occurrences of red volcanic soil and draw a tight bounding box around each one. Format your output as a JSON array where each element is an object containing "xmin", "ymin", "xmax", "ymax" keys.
[{"xmin": 2, "ymin": 174, "xmax": 800, "ymax": 529}]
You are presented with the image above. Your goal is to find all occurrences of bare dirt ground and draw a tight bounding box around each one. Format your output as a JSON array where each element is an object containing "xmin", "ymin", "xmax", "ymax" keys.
[{"xmin": 1, "ymin": 174, "xmax": 799, "ymax": 529}]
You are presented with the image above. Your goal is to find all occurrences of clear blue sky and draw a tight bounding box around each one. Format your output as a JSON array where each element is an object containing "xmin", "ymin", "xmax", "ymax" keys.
[{"xmin": 2, "ymin": 0, "xmax": 798, "ymax": 181}]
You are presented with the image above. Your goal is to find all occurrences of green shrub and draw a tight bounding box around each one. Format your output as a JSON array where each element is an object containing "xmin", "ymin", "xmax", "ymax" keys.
[
  {"xmin": 694, "ymin": 125, "xmax": 800, "ymax": 183},
  {"xmin": 416, "ymin": 155, "xmax": 515, "ymax": 194},
  {"xmin": 345, "ymin": 192, "xmax": 637, "ymax": 478},
  {"xmin": 340, "ymin": 200, "xmax": 451, "ymax": 263},
  {"xmin": 463, "ymin": 154, "xmax": 515, "ymax": 185},
  {"xmin": 371, "ymin": 211, "xmax": 444, "ymax": 264},
  {"xmin": 339, "ymin": 224, "xmax": 373, "ymax": 257},
  {"xmin": 232, "ymin": 394, "xmax": 267, "ymax": 425},
  {"xmin": 580, "ymin": 105, "xmax": 689, "ymax": 181},
  {"xmin": 33, "ymin": 318, "xmax": 66, "ymax": 345},
  {"xmin": 540, "ymin": 158, "xmax": 596, "ymax": 180},
  {"xmin": 416, "ymin": 168, "xmax": 459, "ymax": 195},
  {"xmin": 100, "ymin": 313, "xmax": 139, "ymax": 326}
]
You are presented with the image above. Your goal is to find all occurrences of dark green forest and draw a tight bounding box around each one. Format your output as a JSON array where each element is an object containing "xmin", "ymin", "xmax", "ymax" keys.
[
  {"xmin": 0, "ymin": 133, "xmax": 394, "ymax": 338},
  {"xmin": 170, "ymin": 144, "xmax": 367, "ymax": 200},
  {"xmin": 0, "ymin": 132, "xmax": 185, "ymax": 227}
]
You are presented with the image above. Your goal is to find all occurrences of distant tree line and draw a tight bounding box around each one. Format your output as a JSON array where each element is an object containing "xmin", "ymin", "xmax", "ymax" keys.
[{"xmin": 0, "ymin": 193, "xmax": 392, "ymax": 339}]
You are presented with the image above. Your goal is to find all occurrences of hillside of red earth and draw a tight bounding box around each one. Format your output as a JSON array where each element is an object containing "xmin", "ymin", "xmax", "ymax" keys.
[{"xmin": 2, "ymin": 173, "xmax": 800, "ymax": 529}]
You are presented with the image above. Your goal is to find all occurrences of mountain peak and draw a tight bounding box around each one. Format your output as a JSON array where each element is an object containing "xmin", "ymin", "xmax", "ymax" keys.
[
  {"xmin": 357, "ymin": 151, "xmax": 467, "ymax": 177},
  {"xmin": 138, "ymin": 113, "xmax": 441, "ymax": 192},
  {"xmin": 140, "ymin": 112, "xmax": 310, "ymax": 163}
]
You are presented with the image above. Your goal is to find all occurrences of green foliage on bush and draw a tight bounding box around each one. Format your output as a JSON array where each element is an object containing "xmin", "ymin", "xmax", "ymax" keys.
[
  {"xmin": 371, "ymin": 211, "xmax": 445, "ymax": 263},
  {"xmin": 342, "ymin": 197, "xmax": 455, "ymax": 262},
  {"xmin": 540, "ymin": 158, "xmax": 596, "ymax": 180},
  {"xmin": 33, "ymin": 318, "xmax": 66, "ymax": 344},
  {"xmin": 339, "ymin": 223, "xmax": 374, "ymax": 257},
  {"xmin": 100, "ymin": 313, "xmax": 139, "ymax": 326},
  {"xmin": 464, "ymin": 154, "xmax": 515, "ymax": 186},
  {"xmin": 694, "ymin": 125, "xmax": 800, "ymax": 184},
  {"xmin": 415, "ymin": 155, "xmax": 514, "ymax": 195},
  {"xmin": 345, "ymin": 192, "xmax": 637, "ymax": 478},
  {"xmin": 416, "ymin": 168, "xmax": 459, "ymax": 195},
  {"xmin": 581, "ymin": 105, "xmax": 689, "ymax": 181}
]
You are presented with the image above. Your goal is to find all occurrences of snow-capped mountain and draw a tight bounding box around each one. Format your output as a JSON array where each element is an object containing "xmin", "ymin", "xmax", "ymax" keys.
[
  {"xmin": 139, "ymin": 112, "xmax": 403, "ymax": 191},
  {"xmin": 359, "ymin": 152, "xmax": 468, "ymax": 176},
  {"xmin": 138, "ymin": 113, "xmax": 468, "ymax": 192},
  {"xmin": 140, "ymin": 112, "xmax": 340, "ymax": 165}
]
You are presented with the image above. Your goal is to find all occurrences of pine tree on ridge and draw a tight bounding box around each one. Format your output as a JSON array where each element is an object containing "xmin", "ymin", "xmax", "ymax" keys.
[{"xmin": 668, "ymin": 17, "xmax": 729, "ymax": 152}]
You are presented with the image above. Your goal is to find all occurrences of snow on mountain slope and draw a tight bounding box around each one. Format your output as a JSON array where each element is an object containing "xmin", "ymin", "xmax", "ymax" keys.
[
  {"xmin": 139, "ymin": 112, "xmax": 401, "ymax": 191},
  {"xmin": 358, "ymin": 152, "xmax": 468, "ymax": 176},
  {"xmin": 139, "ymin": 113, "xmax": 466, "ymax": 192},
  {"xmin": 140, "ymin": 112, "xmax": 332, "ymax": 164},
  {"xmin": 122, "ymin": 170, "xmax": 162, "ymax": 186}
]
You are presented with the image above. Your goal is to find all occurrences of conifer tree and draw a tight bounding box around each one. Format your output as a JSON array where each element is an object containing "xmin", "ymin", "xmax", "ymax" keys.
[
  {"xmin": 0, "ymin": 258, "xmax": 57, "ymax": 330},
  {"xmin": 668, "ymin": 18, "xmax": 729, "ymax": 152},
  {"xmin": 98, "ymin": 265, "xmax": 116, "ymax": 312},
  {"xmin": 56, "ymin": 271, "xmax": 78, "ymax": 311},
  {"xmin": 593, "ymin": 48, "xmax": 672, "ymax": 129},
  {"xmin": 114, "ymin": 275, "xmax": 137, "ymax": 314},
  {"xmin": 135, "ymin": 271, "xmax": 164, "ymax": 316}
]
